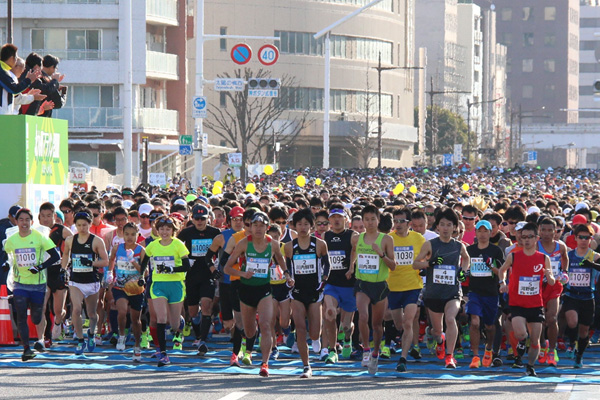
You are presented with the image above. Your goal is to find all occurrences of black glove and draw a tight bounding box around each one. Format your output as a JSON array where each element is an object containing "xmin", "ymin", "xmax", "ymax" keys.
[
  {"xmin": 137, "ymin": 278, "xmax": 145, "ymax": 287},
  {"xmin": 419, "ymin": 269, "xmax": 427, "ymax": 277},
  {"xmin": 458, "ymin": 269, "xmax": 469, "ymax": 282},
  {"xmin": 28, "ymin": 265, "xmax": 40, "ymax": 274},
  {"xmin": 440, "ymin": 184, "xmax": 451, "ymax": 199},
  {"xmin": 429, "ymin": 256, "xmax": 444, "ymax": 268},
  {"xmin": 157, "ymin": 264, "xmax": 174, "ymax": 274},
  {"xmin": 211, "ymin": 269, "xmax": 222, "ymax": 281},
  {"xmin": 1, "ymin": 262, "xmax": 9, "ymax": 272},
  {"xmin": 60, "ymin": 268, "xmax": 69, "ymax": 284},
  {"xmin": 80, "ymin": 257, "xmax": 93, "ymax": 267}
]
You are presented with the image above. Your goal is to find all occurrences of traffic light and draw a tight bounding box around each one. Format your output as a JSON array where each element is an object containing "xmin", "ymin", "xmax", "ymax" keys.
[{"xmin": 248, "ymin": 78, "xmax": 280, "ymax": 90}]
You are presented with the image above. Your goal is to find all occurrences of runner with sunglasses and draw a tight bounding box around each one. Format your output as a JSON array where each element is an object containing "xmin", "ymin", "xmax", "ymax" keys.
[
  {"xmin": 142, "ymin": 216, "xmax": 190, "ymax": 366},
  {"xmin": 61, "ymin": 210, "xmax": 109, "ymax": 355}
]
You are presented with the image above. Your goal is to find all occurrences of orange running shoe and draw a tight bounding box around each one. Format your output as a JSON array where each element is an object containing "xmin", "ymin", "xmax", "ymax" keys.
[
  {"xmin": 482, "ymin": 349, "xmax": 493, "ymax": 367},
  {"xmin": 469, "ymin": 356, "xmax": 481, "ymax": 369},
  {"xmin": 259, "ymin": 362, "xmax": 269, "ymax": 377}
]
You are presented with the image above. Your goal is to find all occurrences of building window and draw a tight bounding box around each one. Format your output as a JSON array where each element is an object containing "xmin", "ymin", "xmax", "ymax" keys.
[
  {"xmin": 67, "ymin": 29, "xmax": 100, "ymax": 60},
  {"xmin": 500, "ymin": 33, "xmax": 512, "ymax": 46},
  {"xmin": 544, "ymin": 34, "xmax": 556, "ymax": 47},
  {"xmin": 543, "ymin": 59, "xmax": 556, "ymax": 73},
  {"xmin": 220, "ymin": 92, "xmax": 227, "ymax": 107},
  {"xmin": 581, "ymin": 41, "xmax": 598, "ymax": 51},
  {"xmin": 522, "ymin": 59, "xmax": 533, "ymax": 73},
  {"xmin": 544, "ymin": 7, "xmax": 556, "ymax": 21},
  {"xmin": 522, "ymin": 7, "xmax": 533, "ymax": 21},
  {"xmin": 220, "ymin": 27, "xmax": 227, "ymax": 51},
  {"xmin": 474, "ymin": 44, "xmax": 480, "ymax": 57},
  {"xmin": 523, "ymin": 33, "xmax": 534, "ymax": 47},
  {"xmin": 501, "ymin": 8, "xmax": 512, "ymax": 21},
  {"xmin": 522, "ymin": 85, "xmax": 533, "ymax": 99},
  {"xmin": 474, "ymin": 71, "xmax": 479, "ymax": 82}
]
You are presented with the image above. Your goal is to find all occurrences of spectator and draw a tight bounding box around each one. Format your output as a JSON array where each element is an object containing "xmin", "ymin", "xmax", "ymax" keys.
[
  {"xmin": 9, "ymin": 57, "xmax": 47, "ymax": 115},
  {"xmin": 24, "ymin": 54, "xmax": 66, "ymax": 117},
  {"xmin": 0, "ymin": 44, "xmax": 40, "ymax": 115}
]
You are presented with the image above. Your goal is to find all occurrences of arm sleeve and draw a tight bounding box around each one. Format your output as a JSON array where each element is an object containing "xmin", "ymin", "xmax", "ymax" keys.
[
  {"xmin": 173, "ymin": 257, "xmax": 190, "ymax": 273},
  {"xmin": 205, "ymin": 248, "xmax": 216, "ymax": 269},
  {"xmin": 140, "ymin": 255, "xmax": 150, "ymax": 275},
  {"xmin": 38, "ymin": 247, "xmax": 60, "ymax": 271},
  {"xmin": 321, "ymin": 254, "xmax": 330, "ymax": 278},
  {"xmin": 286, "ymin": 257, "xmax": 294, "ymax": 279}
]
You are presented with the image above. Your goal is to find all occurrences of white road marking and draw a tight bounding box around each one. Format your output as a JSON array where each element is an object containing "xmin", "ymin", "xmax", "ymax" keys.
[
  {"xmin": 217, "ymin": 391, "xmax": 249, "ymax": 400},
  {"xmin": 556, "ymin": 375, "xmax": 576, "ymax": 393}
]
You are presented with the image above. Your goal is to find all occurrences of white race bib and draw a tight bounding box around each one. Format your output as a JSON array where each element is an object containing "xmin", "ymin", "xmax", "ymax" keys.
[
  {"xmin": 293, "ymin": 254, "xmax": 317, "ymax": 275},
  {"xmin": 72, "ymin": 254, "xmax": 93, "ymax": 273},
  {"xmin": 569, "ymin": 268, "xmax": 591, "ymax": 288},
  {"xmin": 329, "ymin": 250, "xmax": 346, "ymax": 270},
  {"xmin": 394, "ymin": 246, "xmax": 414, "ymax": 266},
  {"xmin": 433, "ymin": 265, "xmax": 456, "ymax": 285},
  {"xmin": 15, "ymin": 248, "xmax": 37, "ymax": 268},
  {"xmin": 470, "ymin": 257, "xmax": 492, "ymax": 278},
  {"xmin": 246, "ymin": 257, "xmax": 269, "ymax": 279},
  {"xmin": 357, "ymin": 253, "xmax": 379, "ymax": 275},
  {"xmin": 550, "ymin": 259, "xmax": 561, "ymax": 277},
  {"xmin": 192, "ymin": 239, "xmax": 212, "ymax": 257},
  {"xmin": 153, "ymin": 256, "xmax": 175, "ymax": 274},
  {"xmin": 518, "ymin": 276, "xmax": 540, "ymax": 296}
]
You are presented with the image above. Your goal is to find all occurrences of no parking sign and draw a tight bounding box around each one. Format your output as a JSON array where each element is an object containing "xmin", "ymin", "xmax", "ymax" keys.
[{"xmin": 231, "ymin": 44, "xmax": 252, "ymax": 65}]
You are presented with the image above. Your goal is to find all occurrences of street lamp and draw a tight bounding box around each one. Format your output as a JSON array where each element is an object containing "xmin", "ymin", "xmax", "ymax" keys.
[
  {"xmin": 372, "ymin": 52, "xmax": 423, "ymax": 168},
  {"xmin": 466, "ymin": 97, "xmax": 504, "ymax": 162},
  {"xmin": 314, "ymin": 0, "xmax": 384, "ymax": 169}
]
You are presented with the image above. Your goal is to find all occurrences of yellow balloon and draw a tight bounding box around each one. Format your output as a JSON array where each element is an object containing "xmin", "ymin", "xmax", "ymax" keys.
[
  {"xmin": 214, "ymin": 180, "xmax": 223, "ymax": 188},
  {"xmin": 264, "ymin": 165, "xmax": 274, "ymax": 176},
  {"xmin": 212, "ymin": 186, "xmax": 222, "ymax": 195},
  {"xmin": 409, "ymin": 185, "xmax": 418, "ymax": 194},
  {"xmin": 395, "ymin": 183, "xmax": 405, "ymax": 193},
  {"xmin": 296, "ymin": 175, "xmax": 306, "ymax": 187},
  {"xmin": 315, "ymin": 178, "xmax": 322, "ymax": 186},
  {"xmin": 245, "ymin": 183, "xmax": 256, "ymax": 194},
  {"xmin": 392, "ymin": 188, "xmax": 401, "ymax": 196},
  {"xmin": 462, "ymin": 183, "xmax": 470, "ymax": 192}
]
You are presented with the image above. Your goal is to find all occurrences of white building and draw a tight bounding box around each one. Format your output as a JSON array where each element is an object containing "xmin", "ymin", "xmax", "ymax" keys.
[{"xmin": 579, "ymin": 0, "xmax": 600, "ymax": 124}]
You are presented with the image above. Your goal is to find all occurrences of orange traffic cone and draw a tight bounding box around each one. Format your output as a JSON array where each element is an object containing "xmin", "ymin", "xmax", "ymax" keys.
[{"xmin": 0, "ymin": 285, "xmax": 15, "ymax": 345}]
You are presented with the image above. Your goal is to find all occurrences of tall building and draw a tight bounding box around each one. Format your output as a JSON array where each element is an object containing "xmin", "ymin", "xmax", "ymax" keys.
[
  {"xmin": 579, "ymin": 0, "xmax": 600, "ymax": 123},
  {"xmin": 496, "ymin": 0, "xmax": 579, "ymax": 124},
  {"xmin": 192, "ymin": 0, "xmax": 418, "ymax": 169},
  {"xmin": 0, "ymin": 0, "xmax": 188, "ymax": 178}
]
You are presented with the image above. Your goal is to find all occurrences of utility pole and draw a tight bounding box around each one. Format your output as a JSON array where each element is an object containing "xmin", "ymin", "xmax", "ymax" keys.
[
  {"xmin": 7, "ymin": 0, "xmax": 13, "ymax": 43},
  {"xmin": 466, "ymin": 97, "xmax": 504, "ymax": 162},
  {"xmin": 141, "ymin": 137, "xmax": 149, "ymax": 185}
]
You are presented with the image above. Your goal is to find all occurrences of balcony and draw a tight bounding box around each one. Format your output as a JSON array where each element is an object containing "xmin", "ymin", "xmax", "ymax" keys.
[
  {"xmin": 146, "ymin": 0, "xmax": 178, "ymax": 26},
  {"xmin": 0, "ymin": 0, "xmax": 117, "ymax": 3},
  {"xmin": 0, "ymin": 0, "xmax": 119, "ymax": 19},
  {"xmin": 146, "ymin": 50, "xmax": 179, "ymax": 80},
  {"xmin": 54, "ymin": 107, "xmax": 178, "ymax": 133},
  {"xmin": 29, "ymin": 49, "xmax": 118, "ymax": 61}
]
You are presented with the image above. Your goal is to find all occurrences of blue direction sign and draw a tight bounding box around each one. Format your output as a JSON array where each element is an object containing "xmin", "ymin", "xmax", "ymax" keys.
[
  {"xmin": 231, "ymin": 43, "xmax": 252, "ymax": 65},
  {"xmin": 179, "ymin": 144, "xmax": 193, "ymax": 156},
  {"xmin": 443, "ymin": 154, "xmax": 453, "ymax": 166}
]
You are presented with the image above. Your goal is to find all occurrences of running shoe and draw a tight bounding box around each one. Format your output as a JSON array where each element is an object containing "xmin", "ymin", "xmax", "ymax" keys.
[
  {"xmin": 492, "ymin": 353, "xmax": 503, "ymax": 367},
  {"xmin": 242, "ymin": 352, "xmax": 252, "ymax": 366},
  {"xmin": 151, "ymin": 350, "xmax": 161, "ymax": 359},
  {"xmin": 538, "ymin": 341, "xmax": 548, "ymax": 364},
  {"xmin": 425, "ymin": 327, "xmax": 436, "ymax": 354},
  {"xmin": 140, "ymin": 332, "xmax": 150, "ymax": 349},
  {"xmin": 512, "ymin": 357, "xmax": 524, "ymax": 369},
  {"xmin": 525, "ymin": 364, "xmax": 537, "ymax": 377},
  {"xmin": 312, "ymin": 339, "xmax": 321, "ymax": 354},
  {"xmin": 94, "ymin": 334, "xmax": 103, "ymax": 346},
  {"xmin": 396, "ymin": 356, "xmax": 407, "ymax": 372},
  {"xmin": 286, "ymin": 332, "xmax": 296, "ymax": 348},
  {"xmin": 87, "ymin": 332, "xmax": 96, "ymax": 353},
  {"xmin": 367, "ymin": 352, "xmax": 379, "ymax": 374},
  {"xmin": 435, "ymin": 334, "xmax": 446, "ymax": 360},
  {"xmin": 547, "ymin": 349, "xmax": 558, "ymax": 366},
  {"xmin": 116, "ymin": 335, "xmax": 126, "ymax": 351},
  {"xmin": 183, "ymin": 321, "xmax": 192, "ymax": 337},
  {"xmin": 109, "ymin": 333, "xmax": 118, "ymax": 345},
  {"xmin": 361, "ymin": 351, "xmax": 371, "ymax": 367},
  {"xmin": 445, "ymin": 354, "xmax": 457, "ymax": 369},
  {"xmin": 197, "ymin": 341, "xmax": 209, "ymax": 356},
  {"xmin": 172, "ymin": 332, "xmax": 183, "ymax": 351},
  {"xmin": 482, "ymin": 349, "xmax": 493, "ymax": 367},
  {"xmin": 132, "ymin": 347, "xmax": 142, "ymax": 363},
  {"xmin": 75, "ymin": 341, "xmax": 85, "ymax": 355},
  {"xmin": 192, "ymin": 338, "xmax": 201, "ymax": 347},
  {"xmin": 157, "ymin": 352, "xmax": 170, "ymax": 367},
  {"xmin": 409, "ymin": 344, "xmax": 422, "ymax": 360},
  {"xmin": 270, "ymin": 347, "xmax": 280, "ymax": 361},
  {"xmin": 592, "ymin": 330, "xmax": 600, "ymax": 344},
  {"xmin": 319, "ymin": 348, "xmax": 329, "ymax": 361},
  {"xmin": 557, "ymin": 338, "xmax": 566, "ymax": 351},
  {"xmin": 291, "ymin": 342, "xmax": 300, "ymax": 354},
  {"xmin": 300, "ymin": 365, "xmax": 312, "ymax": 378},
  {"xmin": 565, "ymin": 347, "xmax": 575, "ymax": 359},
  {"xmin": 44, "ymin": 338, "xmax": 52, "ymax": 348},
  {"xmin": 230, "ymin": 353, "xmax": 241, "ymax": 367},
  {"xmin": 506, "ymin": 347, "xmax": 515, "ymax": 361},
  {"xmin": 259, "ymin": 362, "xmax": 269, "ymax": 377},
  {"xmin": 469, "ymin": 356, "xmax": 481, "ymax": 369},
  {"xmin": 574, "ymin": 352, "xmax": 583, "ymax": 369},
  {"xmin": 325, "ymin": 351, "xmax": 338, "ymax": 364},
  {"xmin": 33, "ymin": 340, "xmax": 45, "ymax": 353},
  {"xmin": 461, "ymin": 323, "xmax": 470, "ymax": 342},
  {"xmin": 22, "ymin": 347, "xmax": 36, "ymax": 361},
  {"xmin": 455, "ymin": 347, "xmax": 464, "ymax": 359},
  {"xmin": 52, "ymin": 323, "xmax": 62, "ymax": 341},
  {"xmin": 380, "ymin": 346, "xmax": 391, "ymax": 360},
  {"xmin": 341, "ymin": 341, "xmax": 352, "ymax": 359}
]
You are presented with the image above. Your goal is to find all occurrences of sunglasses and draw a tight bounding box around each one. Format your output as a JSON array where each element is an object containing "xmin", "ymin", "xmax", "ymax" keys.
[
  {"xmin": 425, "ymin": 212, "xmax": 434, "ymax": 216},
  {"xmin": 556, "ymin": 228, "xmax": 563, "ymax": 232},
  {"xmin": 93, "ymin": 213, "xmax": 100, "ymax": 218},
  {"xmin": 453, "ymin": 230, "xmax": 464, "ymax": 235},
  {"xmin": 232, "ymin": 217, "xmax": 243, "ymax": 222},
  {"xmin": 462, "ymin": 216, "xmax": 476, "ymax": 221},
  {"xmin": 316, "ymin": 221, "xmax": 329, "ymax": 226},
  {"xmin": 244, "ymin": 223, "xmax": 251, "ymax": 227},
  {"xmin": 274, "ymin": 220, "xmax": 287, "ymax": 225},
  {"xmin": 193, "ymin": 216, "xmax": 208, "ymax": 221},
  {"xmin": 507, "ymin": 221, "xmax": 518, "ymax": 225},
  {"xmin": 521, "ymin": 234, "xmax": 536, "ymax": 240},
  {"xmin": 140, "ymin": 214, "xmax": 150, "ymax": 218},
  {"xmin": 394, "ymin": 219, "xmax": 410, "ymax": 223},
  {"xmin": 501, "ymin": 222, "xmax": 508, "ymax": 226},
  {"xmin": 577, "ymin": 235, "xmax": 591, "ymax": 240},
  {"xmin": 60, "ymin": 209, "xmax": 73, "ymax": 214},
  {"xmin": 156, "ymin": 218, "xmax": 174, "ymax": 225}
]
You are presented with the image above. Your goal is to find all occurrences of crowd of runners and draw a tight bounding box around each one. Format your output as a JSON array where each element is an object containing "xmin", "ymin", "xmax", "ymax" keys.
[{"xmin": 2, "ymin": 165, "xmax": 600, "ymax": 378}]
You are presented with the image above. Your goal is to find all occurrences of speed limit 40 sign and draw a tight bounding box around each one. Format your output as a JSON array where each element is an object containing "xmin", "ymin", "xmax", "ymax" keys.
[{"xmin": 258, "ymin": 44, "xmax": 279, "ymax": 66}]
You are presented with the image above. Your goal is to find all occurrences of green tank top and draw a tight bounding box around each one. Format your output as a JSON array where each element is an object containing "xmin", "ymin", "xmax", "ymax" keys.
[
  {"xmin": 355, "ymin": 232, "xmax": 388, "ymax": 283},
  {"xmin": 242, "ymin": 236, "xmax": 272, "ymax": 286}
]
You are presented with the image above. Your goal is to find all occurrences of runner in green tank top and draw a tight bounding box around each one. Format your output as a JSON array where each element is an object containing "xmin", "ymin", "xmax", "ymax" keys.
[{"xmin": 348, "ymin": 205, "xmax": 396, "ymax": 375}]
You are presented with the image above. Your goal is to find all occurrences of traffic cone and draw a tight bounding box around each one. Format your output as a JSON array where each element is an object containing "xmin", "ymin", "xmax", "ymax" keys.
[{"xmin": 0, "ymin": 285, "xmax": 15, "ymax": 345}]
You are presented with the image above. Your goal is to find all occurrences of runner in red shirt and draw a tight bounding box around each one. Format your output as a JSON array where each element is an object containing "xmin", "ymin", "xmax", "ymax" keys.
[{"xmin": 498, "ymin": 222, "xmax": 555, "ymax": 377}]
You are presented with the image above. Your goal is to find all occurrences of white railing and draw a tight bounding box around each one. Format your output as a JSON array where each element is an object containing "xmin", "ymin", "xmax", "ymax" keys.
[
  {"xmin": 146, "ymin": 0, "xmax": 178, "ymax": 23},
  {"xmin": 0, "ymin": 0, "xmax": 118, "ymax": 3},
  {"xmin": 135, "ymin": 108, "xmax": 179, "ymax": 131},
  {"xmin": 146, "ymin": 50, "xmax": 178, "ymax": 79}
]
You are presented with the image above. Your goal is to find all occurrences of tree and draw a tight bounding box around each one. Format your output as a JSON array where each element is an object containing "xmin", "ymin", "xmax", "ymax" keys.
[
  {"xmin": 204, "ymin": 68, "xmax": 311, "ymax": 182},
  {"xmin": 414, "ymin": 105, "xmax": 470, "ymax": 160},
  {"xmin": 343, "ymin": 69, "xmax": 378, "ymax": 168}
]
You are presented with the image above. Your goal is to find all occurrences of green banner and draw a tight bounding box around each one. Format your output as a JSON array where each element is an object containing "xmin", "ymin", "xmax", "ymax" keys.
[{"xmin": 0, "ymin": 115, "xmax": 68, "ymax": 185}]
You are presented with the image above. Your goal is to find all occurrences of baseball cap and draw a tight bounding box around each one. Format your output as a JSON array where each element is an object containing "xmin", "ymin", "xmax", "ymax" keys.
[
  {"xmin": 192, "ymin": 204, "xmax": 209, "ymax": 219},
  {"xmin": 527, "ymin": 206, "xmax": 541, "ymax": 215},
  {"xmin": 8, "ymin": 205, "xmax": 22, "ymax": 218},
  {"xmin": 15, "ymin": 208, "xmax": 33, "ymax": 220},
  {"xmin": 475, "ymin": 220, "xmax": 492, "ymax": 231},
  {"xmin": 149, "ymin": 210, "xmax": 165, "ymax": 222},
  {"xmin": 138, "ymin": 203, "xmax": 154, "ymax": 217},
  {"xmin": 251, "ymin": 212, "xmax": 269, "ymax": 225},
  {"xmin": 197, "ymin": 196, "xmax": 209, "ymax": 204},
  {"xmin": 230, "ymin": 206, "xmax": 245, "ymax": 218},
  {"xmin": 329, "ymin": 208, "xmax": 346, "ymax": 218},
  {"xmin": 572, "ymin": 214, "xmax": 588, "ymax": 225},
  {"xmin": 122, "ymin": 200, "xmax": 134, "ymax": 209},
  {"xmin": 55, "ymin": 209, "xmax": 65, "ymax": 222},
  {"xmin": 575, "ymin": 202, "xmax": 589, "ymax": 212},
  {"xmin": 515, "ymin": 221, "xmax": 527, "ymax": 231},
  {"xmin": 173, "ymin": 198, "xmax": 187, "ymax": 207}
]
